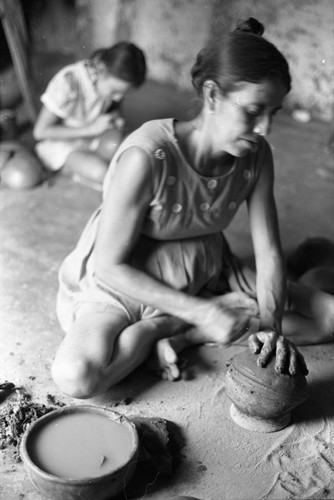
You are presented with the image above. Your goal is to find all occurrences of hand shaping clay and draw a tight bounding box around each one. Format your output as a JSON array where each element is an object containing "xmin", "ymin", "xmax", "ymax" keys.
[{"xmin": 226, "ymin": 349, "xmax": 308, "ymax": 432}]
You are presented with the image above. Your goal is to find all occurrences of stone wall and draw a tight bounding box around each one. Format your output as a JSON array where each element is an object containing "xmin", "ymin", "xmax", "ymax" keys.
[
  {"xmin": 75, "ymin": 0, "xmax": 333, "ymax": 121},
  {"xmin": 75, "ymin": 0, "xmax": 212, "ymax": 90},
  {"xmin": 26, "ymin": 0, "xmax": 333, "ymax": 122},
  {"xmin": 128, "ymin": 0, "xmax": 212, "ymax": 90},
  {"xmin": 211, "ymin": 0, "xmax": 334, "ymax": 122}
]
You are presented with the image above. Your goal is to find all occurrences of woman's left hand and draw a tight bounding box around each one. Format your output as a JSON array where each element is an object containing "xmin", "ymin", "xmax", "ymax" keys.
[{"xmin": 248, "ymin": 330, "xmax": 308, "ymax": 376}]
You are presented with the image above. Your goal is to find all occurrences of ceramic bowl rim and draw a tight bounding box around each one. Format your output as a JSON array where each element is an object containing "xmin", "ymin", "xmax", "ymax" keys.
[{"xmin": 20, "ymin": 404, "xmax": 139, "ymax": 485}]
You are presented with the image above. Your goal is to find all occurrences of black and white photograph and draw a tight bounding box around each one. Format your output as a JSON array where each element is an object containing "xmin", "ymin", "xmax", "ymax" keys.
[{"xmin": 0, "ymin": 1, "xmax": 333, "ymax": 499}]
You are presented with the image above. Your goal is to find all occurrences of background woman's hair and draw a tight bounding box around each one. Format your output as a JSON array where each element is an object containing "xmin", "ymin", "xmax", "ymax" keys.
[
  {"xmin": 91, "ymin": 42, "xmax": 146, "ymax": 87},
  {"xmin": 191, "ymin": 17, "xmax": 291, "ymax": 96}
]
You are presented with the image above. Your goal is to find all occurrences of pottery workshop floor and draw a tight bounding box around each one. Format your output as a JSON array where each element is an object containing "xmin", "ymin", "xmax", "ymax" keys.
[{"xmin": 1, "ymin": 76, "xmax": 334, "ymax": 500}]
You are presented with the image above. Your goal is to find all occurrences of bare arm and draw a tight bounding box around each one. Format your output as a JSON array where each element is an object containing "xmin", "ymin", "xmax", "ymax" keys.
[
  {"xmin": 93, "ymin": 147, "xmax": 256, "ymax": 343},
  {"xmin": 33, "ymin": 106, "xmax": 114, "ymax": 141},
  {"xmin": 247, "ymin": 143, "xmax": 307, "ymax": 374},
  {"xmin": 94, "ymin": 147, "xmax": 204, "ymax": 323},
  {"xmin": 247, "ymin": 144, "xmax": 286, "ymax": 333}
]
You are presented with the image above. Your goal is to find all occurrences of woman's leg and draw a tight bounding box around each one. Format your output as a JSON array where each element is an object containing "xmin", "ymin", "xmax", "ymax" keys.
[
  {"xmin": 63, "ymin": 150, "xmax": 108, "ymax": 188},
  {"xmin": 96, "ymin": 128, "xmax": 124, "ymax": 162},
  {"xmin": 282, "ymin": 281, "xmax": 334, "ymax": 345},
  {"xmin": 225, "ymin": 258, "xmax": 334, "ymax": 346},
  {"xmin": 62, "ymin": 129, "xmax": 123, "ymax": 189},
  {"xmin": 152, "ymin": 282, "xmax": 334, "ymax": 379},
  {"xmin": 52, "ymin": 311, "xmax": 186, "ymax": 398}
]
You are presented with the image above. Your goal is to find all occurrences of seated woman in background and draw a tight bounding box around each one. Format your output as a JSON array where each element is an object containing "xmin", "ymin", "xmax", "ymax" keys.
[
  {"xmin": 33, "ymin": 42, "xmax": 146, "ymax": 190},
  {"xmin": 52, "ymin": 18, "xmax": 334, "ymax": 399}
]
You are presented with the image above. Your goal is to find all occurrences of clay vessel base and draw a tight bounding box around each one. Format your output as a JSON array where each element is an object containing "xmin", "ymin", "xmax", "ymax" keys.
[{"xmin": 230, "ymin": 403, "xmax": 291, "ymax": 433}]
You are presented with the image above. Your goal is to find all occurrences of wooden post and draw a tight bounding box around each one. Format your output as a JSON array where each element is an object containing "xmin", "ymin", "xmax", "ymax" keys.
[{"xmin": 0, "ymin": 0, "xmax": 37, "ymax": 123}]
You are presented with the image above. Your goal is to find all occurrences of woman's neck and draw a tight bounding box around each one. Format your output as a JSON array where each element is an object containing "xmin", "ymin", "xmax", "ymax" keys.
[{"xmin": 174, "ymin": 117, "xmax": 234, "ymax": 177}]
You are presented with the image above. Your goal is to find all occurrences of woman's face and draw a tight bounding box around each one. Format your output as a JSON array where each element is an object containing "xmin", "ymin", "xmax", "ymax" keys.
[
  {"xmin": 209, "ymin": 79, "xmax": 287, "ymax": 157},
  {"xmin": 96, "ymin": 73, "xmax": 132, "ymax": 102}
]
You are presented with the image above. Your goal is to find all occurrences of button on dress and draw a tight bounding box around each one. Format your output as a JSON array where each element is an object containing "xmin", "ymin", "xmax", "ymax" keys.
[{"xmin": 58, "ymin": 119, "xmax": 269, "ymax": 329}]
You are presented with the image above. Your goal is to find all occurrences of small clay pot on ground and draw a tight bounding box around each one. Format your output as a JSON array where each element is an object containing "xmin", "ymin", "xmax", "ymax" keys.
[
  {"xmin": 20, "ymin": 405, "xmax": 139, "ymax": 500},
  {"xmin": 226, "ymin": 349, "xmax": 308, "ymax": 432},
  {"xmin": 0, "ymin": 143, "xmax": 44, "ymax": 190}
]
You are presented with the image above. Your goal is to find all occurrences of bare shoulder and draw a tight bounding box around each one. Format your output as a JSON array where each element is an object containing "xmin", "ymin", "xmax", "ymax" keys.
[
  {"xmin": 105, "ymin": 146, "xmax": 154, "ymax": 206},
  {"xmin": 117, "ymin": 145, "xmax": 153, "ymax": 169},
  {"xmin": 115, "ymin": 146, "xmax": 153, "ymax": 188}
]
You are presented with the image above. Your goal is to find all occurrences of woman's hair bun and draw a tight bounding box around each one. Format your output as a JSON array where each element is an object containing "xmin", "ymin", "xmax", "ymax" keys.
[{"xmin": 235, "ymin": 17, "xmax": 264, "ymax": 36}]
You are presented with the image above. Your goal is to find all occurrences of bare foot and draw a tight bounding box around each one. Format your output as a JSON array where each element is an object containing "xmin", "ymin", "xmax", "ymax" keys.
[
  {"xmin": 146, "ymin": 293, "xmax": 259, "ymax": 378},
  {"xmin": 147, "ymin": 333, "xmax": 190, "ymax": 381}
]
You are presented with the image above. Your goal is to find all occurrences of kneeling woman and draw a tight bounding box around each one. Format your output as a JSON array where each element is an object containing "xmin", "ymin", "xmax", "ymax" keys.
[{"xmin": 52, "ymin": 19, "xmax": 333, "ymax": 398}]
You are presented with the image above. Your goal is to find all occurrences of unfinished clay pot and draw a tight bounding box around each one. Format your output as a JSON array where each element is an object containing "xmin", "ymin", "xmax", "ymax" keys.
[{"xmin": 226, "ymin": 349, "xmax": 308, "ymax": 432}]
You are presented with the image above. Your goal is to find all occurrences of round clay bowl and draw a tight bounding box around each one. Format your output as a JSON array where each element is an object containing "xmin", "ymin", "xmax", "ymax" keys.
[
  {"xmin": 226, "ymin": 349, "xmax": 308, "ymax": 432},
  {"xmin": 1, "ymin": 149, "xmax": 44, "ymax": 189},
  {"xmin": 20, "ymin": 405, "xmax": 139, "ymax": 500}
]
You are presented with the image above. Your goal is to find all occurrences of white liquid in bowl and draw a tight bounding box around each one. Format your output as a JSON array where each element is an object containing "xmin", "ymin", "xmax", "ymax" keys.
[{"xmin": 28, "ymin": 412, "xmax": 134, "ymax": 479}]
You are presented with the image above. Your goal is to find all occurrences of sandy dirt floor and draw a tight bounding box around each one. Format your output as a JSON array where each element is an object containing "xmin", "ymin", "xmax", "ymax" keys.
[{"xmin": 0, "ymin": 78, "xmax": 334, "ymax": 500}]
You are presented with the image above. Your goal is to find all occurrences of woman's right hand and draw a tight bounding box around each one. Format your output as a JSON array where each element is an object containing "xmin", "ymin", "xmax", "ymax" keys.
[
  {"xmin": 194, "ymin": 292, "xmax": 259, "ymax": 345},
  {"xmin": 33, "ymin": 107, "xmax": 116, "ymax": 142},
  {"xmin": 87, "ymin": 114, "xmax": 114, "ymax": 136}
]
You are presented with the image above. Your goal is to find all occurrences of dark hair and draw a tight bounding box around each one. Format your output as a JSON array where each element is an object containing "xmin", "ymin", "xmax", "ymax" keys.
[
  {"xmin": 191, "ymin": 18, "xmax": 291, "ymax": 96},
  {"xmin": 91, "ymin": 42, "xmax": 146, "ymax": 87}
]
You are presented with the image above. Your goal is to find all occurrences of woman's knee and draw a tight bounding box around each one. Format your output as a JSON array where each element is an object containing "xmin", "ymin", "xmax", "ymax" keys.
[
  {"xmin": 64, "ymin": 152, "xmax": 108, "ymax": 184},
  {"xmin": 87, "ymin": 158, "xmax": 108, "ymax": 183},
  {"xmin": 97, "ymin": 129, "xmax": 123, "ymax": 161},
  {"xmin": 51, "ymin": 354, "xmax": 100, "ymax": 399}
]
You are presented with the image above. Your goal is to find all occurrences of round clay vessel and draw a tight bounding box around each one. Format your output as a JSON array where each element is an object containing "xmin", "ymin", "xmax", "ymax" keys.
[
  {"xmin": 20, "ymin": 405, "xmax": 139, "ymax": 500},
  {"xmin": 1, "ymin": 149, "xmax": 44, "ymax": 190},
  {"xmin": 226, "ymin": 349, "xmax": 308, "ymax": 432}
]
